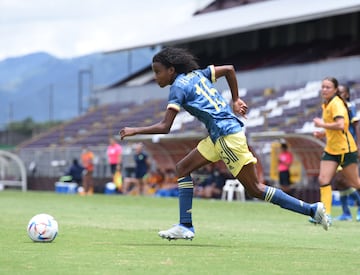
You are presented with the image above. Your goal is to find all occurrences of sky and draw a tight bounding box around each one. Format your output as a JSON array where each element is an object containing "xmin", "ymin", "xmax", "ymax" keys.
[{"xmin": 0, "ymin": 0, "xmax": 213, "ymax": 61}]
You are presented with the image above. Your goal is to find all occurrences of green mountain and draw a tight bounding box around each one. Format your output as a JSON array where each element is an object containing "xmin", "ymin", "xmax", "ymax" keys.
[{"xmin": 0, "ymin": 48, "xmax": 157, "ymax": 129}]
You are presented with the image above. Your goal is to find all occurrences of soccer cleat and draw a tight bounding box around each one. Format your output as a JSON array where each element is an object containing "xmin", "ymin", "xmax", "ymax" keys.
[
  {"xmin": 308, "ymin": 203, "xmax": 331, "ymax": 230},
  {"xmin": 357, "ymin": 210, "xmax": 360, "ymax": 222},
  {"xmin": 158, "ymin": 224, "xmax": 195, "ymax": 241},
  {"xmin": 312, "ymin": 202, "xmax": 330, "ymax": 230},
  {"xmin": 335, "ymin": 213, "xmax": 352, "ymax": 221},
  {"xmin": 308, "ymin": 216, "xmax": 332, "ymax": 225}
]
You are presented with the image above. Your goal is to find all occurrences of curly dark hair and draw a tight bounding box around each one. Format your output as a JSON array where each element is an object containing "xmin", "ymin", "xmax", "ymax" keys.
[{"xmin": 152, "ymin": 47, "xmax": 199, "ymax": 74}]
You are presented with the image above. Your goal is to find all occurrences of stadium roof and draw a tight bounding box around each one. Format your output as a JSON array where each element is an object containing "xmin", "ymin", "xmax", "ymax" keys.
[{"xmin": 105, "ymin": 0, "xmax": 360, "ymax": 53}]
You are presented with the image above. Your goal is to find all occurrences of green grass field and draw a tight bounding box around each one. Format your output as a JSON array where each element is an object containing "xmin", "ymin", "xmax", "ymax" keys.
[{"xmin": 0, "ymin": 190, "xmax": 359, "ymax": 275}]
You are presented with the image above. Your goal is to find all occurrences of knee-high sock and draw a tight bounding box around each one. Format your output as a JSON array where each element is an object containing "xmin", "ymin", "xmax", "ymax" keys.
[
  {"xmin": 348, "ymin": 188, "xmax": 360, "ymax": 208},
  {"xmin": 320, "ymin": 184, "xmax": 332, "ymax": 215},
  {"xmin": 339, "ymin": 191, "xmax": 351, "ymax": 215},
  {"xmin": 178, "ymin": 176, "xmax": 194, "ymax": 225},
  {"xmin": 263, "ymin": 186, "xmax": 314, "ymax": 217},
  {"xmin": 339, "ymin": 188, "xmax": 357, "ymax": 215}
]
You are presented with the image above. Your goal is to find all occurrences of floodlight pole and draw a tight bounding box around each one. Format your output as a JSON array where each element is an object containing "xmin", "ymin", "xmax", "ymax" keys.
[
  {"xmin": 49, "ymin": 84, "xmax": 53, "ymax": 122},
  {"xmin": 78, "ymin": 68, "xmax": 93, "ymax": 115}
]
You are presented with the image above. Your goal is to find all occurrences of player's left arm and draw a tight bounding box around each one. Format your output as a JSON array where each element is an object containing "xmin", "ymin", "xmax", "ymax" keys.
[
  {"xmin": 120, "ymin": 108, "xmax": 178, "ymax": 139},
  {"xmin": 213, "ymin": 65, "xmax": 247, "ymax": 117}
]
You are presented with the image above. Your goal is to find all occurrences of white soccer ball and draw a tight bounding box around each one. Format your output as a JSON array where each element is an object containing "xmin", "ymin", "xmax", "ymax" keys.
[{"xmin": 27, "ymin": 213, "xmax": 58, "ymax": 242}]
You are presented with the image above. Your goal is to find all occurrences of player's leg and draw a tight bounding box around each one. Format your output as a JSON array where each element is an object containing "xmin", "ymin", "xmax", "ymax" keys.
[
  {"xmin": 334, "ymin": 171, "xmax": 352, "ymax": 221},
  {"xmin": 236, "ymin": 163, "xmax": 329, "ymax": 229},
  {"xmin": 341, "ymin": 163, "xmax": 360, "ymax": 189},
  {"xmin": 217, "ymin": 132, "xmax": 329, "ymax": 230},
  {"xmin": 174, "ymin": 138, "xmax": 217, "ymax": 226},
  {"xmin": 347, "ymin": 185, "xmax": 360, "ymax": 221},
  {"xmin": 318, "ymin": 160, "xmax": 338, "ymax": 217},
  {"xmin": 338, "ymin": 191, "xmax": 352, "ymax": 220},
  {"xmin": 158, "ymin": 138, "xmax": 213, "ymax": 240},
  {"xmin": 176, "ymin": 147, "xmax": 210, "ymax": 221},
  {"xmin": 341, "ymin": 157, "xmax": 360, "ymax": 221}
]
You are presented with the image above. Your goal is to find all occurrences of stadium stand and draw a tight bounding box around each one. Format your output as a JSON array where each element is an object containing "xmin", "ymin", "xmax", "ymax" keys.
[
  {"xmin": 12, "ymin": 0, "xmax": 360, "ymax": 201},
  {"xmin": 16, "ymin": 72, "xmax": 359, "ymax": 198},
  {"xmin": 16, "ymin": 78, "xmax": 323, "ymax": 149}
]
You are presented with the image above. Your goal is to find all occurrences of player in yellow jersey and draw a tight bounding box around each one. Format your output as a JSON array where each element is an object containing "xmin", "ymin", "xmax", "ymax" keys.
[{"xmin": 311, "ymin": 77, "xmax": 360, "ymax": 223}]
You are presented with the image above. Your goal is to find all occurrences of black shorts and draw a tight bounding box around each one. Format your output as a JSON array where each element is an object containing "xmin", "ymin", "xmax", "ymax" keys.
[
  {"xmin": 110, "ymin": 164, "xmax": 117, "ymax": 175},
  {"xmin": 279, "ymin": 170, "xmax": 291, "ymax": 186},
  {"xmin": 321, "ymin": 151, "xmax": 358, "ymax": 168}
]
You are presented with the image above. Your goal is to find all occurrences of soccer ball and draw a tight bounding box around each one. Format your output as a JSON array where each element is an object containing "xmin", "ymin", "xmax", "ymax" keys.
[{"xmin": 27, "ymin": 213, "xmax": 58, "ymax": 242}]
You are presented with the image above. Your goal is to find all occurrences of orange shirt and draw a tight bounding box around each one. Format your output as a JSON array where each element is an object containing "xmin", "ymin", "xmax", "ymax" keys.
[{"xmin": 81, "ymin": 151, "xmax": 94, "ymax": 171}]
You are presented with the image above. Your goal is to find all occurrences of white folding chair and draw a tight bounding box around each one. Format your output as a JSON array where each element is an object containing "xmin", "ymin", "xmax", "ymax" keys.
[{"xmin": 221, "ymin": 179, "xmax": 245, "ymax": 202}]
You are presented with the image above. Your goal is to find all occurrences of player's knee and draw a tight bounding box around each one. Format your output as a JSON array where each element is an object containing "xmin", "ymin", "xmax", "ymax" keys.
[{"xmin": 318, "ymin": 175, "xmax": 330, "ymax": 186}]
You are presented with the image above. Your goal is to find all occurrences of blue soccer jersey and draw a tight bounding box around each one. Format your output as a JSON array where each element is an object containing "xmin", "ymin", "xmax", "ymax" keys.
[
  {"xmin": 167, "ymin": 65, "xmax": 244, "ymax": 143},
  {"xmin": 348, "ymin": 101, "xmax": 359, "ymax": 141}
]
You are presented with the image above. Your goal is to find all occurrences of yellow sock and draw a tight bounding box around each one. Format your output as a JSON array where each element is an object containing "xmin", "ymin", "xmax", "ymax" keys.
[{"xmin": 320, "ymin": 185, "xmax": 332, "ymax": 215}]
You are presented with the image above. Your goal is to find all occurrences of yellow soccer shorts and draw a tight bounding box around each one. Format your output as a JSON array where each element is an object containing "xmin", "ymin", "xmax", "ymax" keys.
[{"xmin": 197, "ymin": 131, "xmax": 257, "ymax": 177}]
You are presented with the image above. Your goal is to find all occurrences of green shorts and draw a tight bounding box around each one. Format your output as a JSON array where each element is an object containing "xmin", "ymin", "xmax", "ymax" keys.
[
  {"xmin": 322, "ymin": 151, "xmax": 358, "ymax": 168},
  {"xmin": 197, "ymin": 132, "xmax": 257, "ymax": 177}
]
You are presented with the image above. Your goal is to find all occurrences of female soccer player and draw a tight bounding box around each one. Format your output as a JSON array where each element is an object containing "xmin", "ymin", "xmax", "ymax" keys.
[
  {"xmin": 335, "ymin": 84, "xmax": 360, "ymax": 221},
  {"xmin": 120, "ymin": 47, "xmax": 329, "ymax": 240},
  {"xmin": 312, "ymin": 78, "xmax": 360, "ymax": 221}
]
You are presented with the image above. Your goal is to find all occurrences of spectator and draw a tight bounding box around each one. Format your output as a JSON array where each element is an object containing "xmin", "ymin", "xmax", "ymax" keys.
[
  {"xmin": 106, "ymin": 137, "xmax": 123, "ymax": 176},
  {"xmin": 195, "ymin": 167, "xmax": 226, "ymax": 199},
  {"xmin": 66, "ymin": 158, "xmax": 84, "ymax": 186},
  {"xmin": 144, "ymin": 168, "xmax": 164, "ymax": 195},
  {"xmin": 122, "ymin": 143, "xmax": 150, "ymax": 195},
  {"xmin": 278, "ymin": 143, "xmax": 293, "ymax": 194},
  {"xmin": 81, "ymin": 146, "xmax": 95, "ymax": 195},
  {"xmin": 155, "ymin": 169, "xmax": 179, "ymax": 197}
]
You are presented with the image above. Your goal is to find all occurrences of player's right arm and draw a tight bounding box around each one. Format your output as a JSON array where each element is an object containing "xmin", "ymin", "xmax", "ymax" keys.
[{"xmin": 120, "ymin": 108, "xmax": 178, "ymax": 139}]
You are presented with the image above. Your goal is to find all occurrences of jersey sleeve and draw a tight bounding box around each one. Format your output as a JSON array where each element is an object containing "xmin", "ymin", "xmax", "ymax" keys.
[
  {"xmin": 332, "ymin": 100, "xmax": 347, "ymax": 120},
  {"xmin": 167, "ymin": 85, "xmax": 184, "ymax": 112},
  {"xmin": 200, "ymin": 65, "xmax": 216, "ymax": 83}
]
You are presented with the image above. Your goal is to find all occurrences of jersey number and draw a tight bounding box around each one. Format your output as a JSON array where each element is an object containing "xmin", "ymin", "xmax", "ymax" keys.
[{"xmin": 195, "ymin": 78, "xmax": 226, "ymax": 111}]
